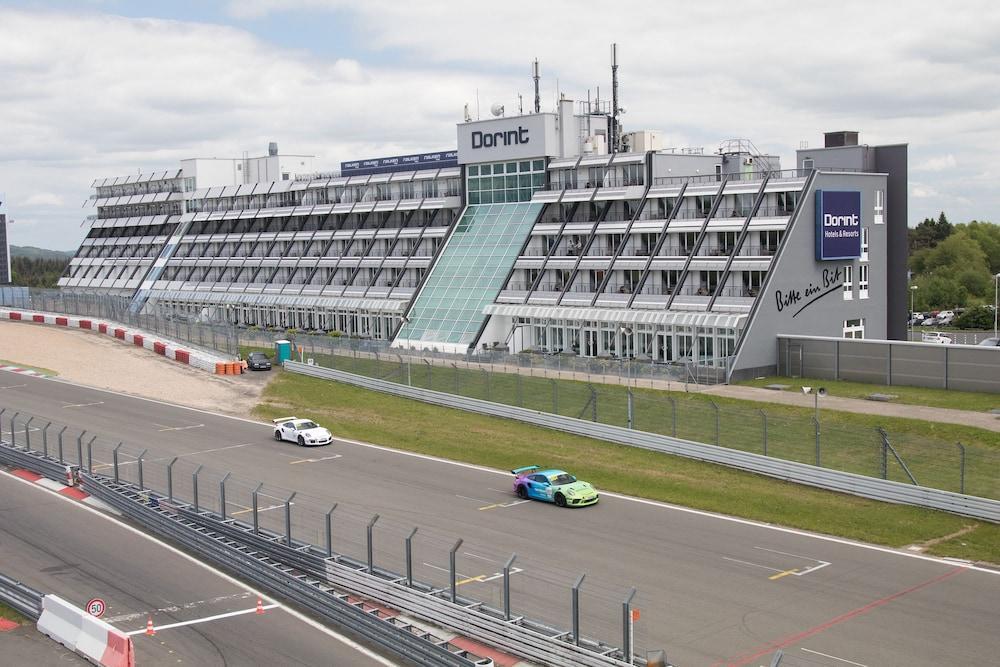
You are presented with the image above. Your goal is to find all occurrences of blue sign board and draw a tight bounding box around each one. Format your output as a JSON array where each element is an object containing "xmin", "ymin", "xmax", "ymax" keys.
[
  {"xmin": 341, "ymin": 150, "xmax": 458, "ymax": 176},
  {"xmin": 815, "ymin": 190, "xmax": 862, "ymax": 260}
]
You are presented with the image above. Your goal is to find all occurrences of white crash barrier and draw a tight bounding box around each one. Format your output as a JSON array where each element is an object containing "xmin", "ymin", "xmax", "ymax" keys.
[{"xmin": 37, "ymin": 594, "xmax": 134, "ymax": 667}]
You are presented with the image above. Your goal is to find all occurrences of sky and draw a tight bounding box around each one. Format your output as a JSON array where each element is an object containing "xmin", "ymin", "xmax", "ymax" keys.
[{"xmin": 1, "ymin": 0, "xmax": 998, "ymax": 250}]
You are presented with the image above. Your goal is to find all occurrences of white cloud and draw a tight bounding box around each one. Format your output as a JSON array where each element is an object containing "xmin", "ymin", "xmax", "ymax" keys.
[
  {"xmin": 2, "ymin": 2, "xmax": 1000, "ymax": 248},
  {"xmin": 19, "ymin": 192, "xmax": 64, "ymax": 207},
  {"xmin": 914, "ymin": 155, "xmax": 958, "ymax": 172}
]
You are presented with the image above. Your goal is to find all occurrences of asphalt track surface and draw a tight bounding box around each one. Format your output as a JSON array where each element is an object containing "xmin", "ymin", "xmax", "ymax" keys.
[
  {"xmin": 1, "ymin": 372, "xmax": 999, "ymax": 666},
  {"xmin": 0, "ymin": 468, "xmax": 393, "ymax": 666}
]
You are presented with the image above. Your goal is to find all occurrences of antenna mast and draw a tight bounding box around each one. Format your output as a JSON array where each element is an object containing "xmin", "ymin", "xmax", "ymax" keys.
[
  {"xmin": 611, "ymin": 43, "xmax": 621, "ymax": 153},
  {"xmin": 532, "ymin": 59, "xmax": 541, "ymax": 113}
]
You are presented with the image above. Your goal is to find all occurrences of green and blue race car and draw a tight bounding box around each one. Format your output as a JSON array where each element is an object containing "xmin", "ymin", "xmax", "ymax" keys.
[{"xmin": 511, "ymin": 466, "xmax": 599, "ymax": 507}]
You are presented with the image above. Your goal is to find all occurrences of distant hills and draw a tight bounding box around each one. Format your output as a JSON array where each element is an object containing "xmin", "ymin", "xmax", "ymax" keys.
[{"xmin": 10, "ymin": 245, "xmax": 75, "ymax": 260}]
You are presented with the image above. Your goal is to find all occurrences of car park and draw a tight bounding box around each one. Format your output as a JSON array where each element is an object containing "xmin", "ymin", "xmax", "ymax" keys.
[
  {"xmin": 921, "ymin": 317, "xmax": 938, "ymax": 326},
  {"xmin": 272, "ymin": 417, "xmax": 333, "ymax": 446},
  {"xmin": 247, "ymin": 352, "xmax": 272, "ymax": 370},
  {"xmin": 511, "ymin": 465, "xmax": 599, "ymax": 507},
  {"xmin": 936, "ymin": 310, "xmax": 956, "ymax": 325},
  {"xmin": 921, "ymin": 331, "xmax": 953, "ymax": 344}
]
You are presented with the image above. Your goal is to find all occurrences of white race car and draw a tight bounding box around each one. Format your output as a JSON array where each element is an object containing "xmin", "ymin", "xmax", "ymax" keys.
[{"xmin": 272, "ymin": 417, "xmax": 333, "ymax": 446}]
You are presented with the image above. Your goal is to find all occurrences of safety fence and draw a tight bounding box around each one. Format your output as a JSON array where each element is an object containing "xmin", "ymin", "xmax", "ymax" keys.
[
  {"xmin": 0, "ymin": 418, "xmax": 659, "ymax": 666},
  {"xmin": 0, "ymin": 571, "xmax": 43, "ymax": 620},
  {"xmin": 286, "ymin": 362, "xmax": 1000, "ymax": 523},
  {"xmin": 279, "ymin": 354, "xmax": 1000, "ymax": 502}
]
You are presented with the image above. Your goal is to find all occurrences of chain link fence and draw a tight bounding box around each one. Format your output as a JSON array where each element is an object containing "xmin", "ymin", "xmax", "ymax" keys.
[{"xmin": 2, "ymin": 287, "xmax": 998, "ymax": 500}]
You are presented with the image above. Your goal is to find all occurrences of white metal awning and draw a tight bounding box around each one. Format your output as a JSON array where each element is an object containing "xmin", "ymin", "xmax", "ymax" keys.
[{"xmin": 483, "ymin": 303, "xmax": 747, "ymax": 328}]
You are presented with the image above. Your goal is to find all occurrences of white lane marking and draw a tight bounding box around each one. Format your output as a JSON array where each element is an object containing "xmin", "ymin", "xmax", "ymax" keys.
[
  {"xmin": 422, "ymin": 562, "xmax": 474, "ymax": 579},
  {"xmin": 463, "ymin": 552, "xmax": 498, "ymax": 563},
  {"xmin": 0, "ymin": 384, "xmax": 27, "ymax": 389},
  {"xmin": 231, "ymin": 503, "xmax": 287, "ymax": 516},
  {"xmin": 289, "ymin": 454, "xmax": 342, "ymax": 465},
  {"xmin": 754, "ymin": 546, "xmax": 832, "ymax": 576},
  {"xmin": 125, "ymin": 603, "xmax": 281, "ymax": 635},
  {"xmin": 455, "ymin": 494, "xmax": 492, "ymax": 504},
  {"xmin": 106, "ymin": 592, "xmax": 255, "ymax": 623},
  {"xmin": 92, "ymin": 443, "xmax": 257, "ymax": 470},
  {"xmin": 0, "ymin": 469, "xmax": 399, "ymax": 667},
  {"xmin": 26, "ymin": 374, "xmax": 1000, "ymax": 577},
  {"xmin": 153, "ymin": 423, "xmax": 205, "ymax": 432},
  {"xmin": 721, "ymin": 556, "xmax": 786, "ymax": 574},
  {"xmin": 61, "ymin": 401, "xmax": 104, "ymax": 408},
  {"xmin": 801, "ymin": 647, "xmax": 868, "ymax": 666}
]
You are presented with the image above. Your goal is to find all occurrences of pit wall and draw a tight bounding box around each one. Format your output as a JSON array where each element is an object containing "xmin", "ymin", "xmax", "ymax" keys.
[{"xmin": 0, "ymin": 308, "xmax": 235, "ymax": 374}]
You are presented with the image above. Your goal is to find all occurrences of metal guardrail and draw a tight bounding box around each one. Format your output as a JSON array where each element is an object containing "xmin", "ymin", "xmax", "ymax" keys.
[
  {"xmin": 286, "ymin": 362, "xmax": 1000, "ymax": 523},
  {"xmin": 0, "ymin": 571, "xmax": 44, "ymax": 621},
  {"xmin": 0, "ymin": 436, "xmax": 643, "ymax": 666}
]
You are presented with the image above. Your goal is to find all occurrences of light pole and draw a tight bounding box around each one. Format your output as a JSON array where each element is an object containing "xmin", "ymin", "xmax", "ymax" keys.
[{"xmin": 910, "ymin": 285, "xmax": 919, "ymax": 341}]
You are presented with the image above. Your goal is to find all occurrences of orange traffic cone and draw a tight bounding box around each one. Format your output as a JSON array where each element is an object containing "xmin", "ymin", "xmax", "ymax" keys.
[
  {"xmin": 256, "ymin": 597, "xmax": 264, "ymax": 615},
  {"xmin": 145, "ymin": 616, "xmax": 155, "ymax": 636}
]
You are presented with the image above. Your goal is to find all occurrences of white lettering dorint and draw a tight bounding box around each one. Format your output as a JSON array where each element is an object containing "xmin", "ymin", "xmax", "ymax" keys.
[
  {"xmin": 823, "ymin": 213, "xmax": 860, "ymax": 227},
  {"xmin": 471, "ymin": 126, "xmax": 530, "ymax": 149}
]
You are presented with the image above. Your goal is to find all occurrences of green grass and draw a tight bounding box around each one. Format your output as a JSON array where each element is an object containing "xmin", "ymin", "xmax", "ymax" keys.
[
  {"xmin": 271, "ymin": 349, "xmax": 1000, "ymax": 499},
  {"xmin": 926, "ymin": 524, "xmax": 1000, "ymax": 563},
  {"xmin": 254, "ymin": 371, "xmax": 1000, "ymax": 563},
  {"xmin": 739, "ymin": 375, "xmax": 1000, "ymax": 413},
  {"xmin": 0, "ymin": 358, "xmax": 58, "ymax": 376},
  {"xmin": 0, "ymin": 601, "xmax": 26, "ymax": 625}
]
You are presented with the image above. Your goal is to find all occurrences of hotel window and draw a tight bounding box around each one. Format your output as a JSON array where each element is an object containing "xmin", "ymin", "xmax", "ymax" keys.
[
  {"xmin": 843, "ymin": 265, "xmax": 853, "ymax": 300},
  {"xmin": 859, "ymin": 264, "xmax": 869, "ymax": 299},
  {"xmin": 802, "ymin": 158, "xmax": 814, "ymax": 172},
  {"xmin": 874, "ymin": 189, "xmax": 884, "ymax": 224},
  {"xmin": 622, "ymin": 163, "xmax": 644, "ymax": 186},
  {"xmin": 861, "ymin": 227, "xmax": 869, "ymax": 262},
  {"xmin": 843, "ymin": 318, "xmax": 865, "ymax": 339}
]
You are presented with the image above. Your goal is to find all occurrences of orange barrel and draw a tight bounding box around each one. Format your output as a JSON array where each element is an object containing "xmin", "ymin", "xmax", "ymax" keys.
[{"xmin": 216, "ymin": 361, "xmax": 226, "ymax": 375}]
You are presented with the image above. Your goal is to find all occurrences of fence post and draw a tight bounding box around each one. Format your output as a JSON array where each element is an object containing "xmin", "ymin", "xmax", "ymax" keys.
[
  {"xmin": 668, "ymin": 396, "xmax": 677, "ymax": 437},
  {"xmin": 42, "ymin": 422, "xmax": 51, "ymax": 458},
  {"xmin": 367, "ymin": 513, "xmax": 380, "ymax": 573},
  {"xmin": 166, "ymin": 457, "xmax": 178, "ymax": 502},
  {"xmin": 503, "ymin": 553, "xmax": 516, "ymax": 620},
  {"xmin": 24, "ymin": 417, "xmax": 34, "ymax": 451},
  {"xmin": 626, "ymin": 389, "xmax": 634, "ymax": 429},
  {"xmin": 57, "ymin": 426, "xmax": 67, "ymax": 463},
  {"xmin": 572, "ymin": 573, "xmax": 586, "ymax": 646},
  {"xmin": 85, "ymin": 436, "xmax": 95, "ymax": 473},
  {"xmin": 252, "ymin": 482, "xmax": 263, "ymax": 534},
  {"xmin": 452, "ymin": 363, "xmax": 460, "ymax": 394},
  {"xmin": 10, "ymin": 411, "xmax": 20, "ymax": 447},
  {"xmin": 710, "ymin": 401, "xmax": 720, "ymax": 445},
  {"xmin": 76, "ymin": 428, "xmax": 84, "ymax": 467},
  {"xmin": 0, "ymin": 408, "xmax": 5, "ymax": 442},
  {"xmin": 552, "ymin": 379, "xmax": 559, "ymax": 414},
  {"xmin": 590, "ymin": 385, "xmax": 598, "ymax": 422},
  {"xmin": 516, "ymin": 374, "xmax": 523, "ymax": 407},
  {"xmin": 136, "ymin": 449, "xmax": 147, "ymax": 490},
  {"xmin": 622, "ymin": 587, "xmax": 637, "ymax": 662},
  {"xmin": 192, "ymin": 465, "xmax": 204, "ymax": 512},
  {"xmin": 285, "ymin": 492, "xmax": 297, "ymax": 547},
  {"xmin": 483, "ymin": 368, "xmax": 491, "ymax": 401},
  {"xmin": 956, "ymin": 442, "xmax": 966, "ymax": 494},
  {"xmin": 878, "ymin": 428, "xmax": 888, "ymax": 479},
  {"xmin": 813, "ymin": 417, "xmax": 821, "ymax": 466},
  {"xmin": 759, "ymin": 409, "xmax": 768, "ymax": 456},
  {"xmin": 112, "ymin": 442, "xmax": 123, "ymax": 484},
  {"xmin": 424, "ymin": 359, "xmax": 432, "ymax": 388},
  {"xmin": 405, "ymin": 528, "xmax": 418, "ymax": 587},
  {"xmin": 449, "ymin": 538, "xmax": 463, "ymax": 603},
  {"xmin": 219, "ymin": 472, "xmax": 231, "ymax": 520},
  {"xmin": 326, "ymin": 504, "xmax": 337, "ymax": 557}
]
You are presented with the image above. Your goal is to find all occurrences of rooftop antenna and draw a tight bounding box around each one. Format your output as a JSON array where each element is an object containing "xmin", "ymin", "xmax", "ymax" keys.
[
  {"xmin": 611, "ymin": 43, "xmax": 621, "ymax": 153},
  {"xmin": 475, "ymin": 89, "xmax": 480, "ymax": 120},
  {"xmin": 532, "ymin": 59, "xmax": 541, "ymax": 113},
  {"xmin": 518, "ymin": 93, "xmax": 523, "ymax": 115}
]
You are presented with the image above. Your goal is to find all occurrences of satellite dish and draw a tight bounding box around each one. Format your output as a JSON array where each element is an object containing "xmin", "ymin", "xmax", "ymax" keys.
[{"xmin": 490, "ymin": 103, "xmax": 505, "ymax": 117}]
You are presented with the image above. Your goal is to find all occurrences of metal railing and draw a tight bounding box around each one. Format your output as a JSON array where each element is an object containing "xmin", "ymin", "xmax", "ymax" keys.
[
  {"xmin": 0, "ymin": 571, "xmax": 44, "ymax": 621},
  {"xmin": 0, "ymin": 428, "xmax": 647, "ymax": 666}
]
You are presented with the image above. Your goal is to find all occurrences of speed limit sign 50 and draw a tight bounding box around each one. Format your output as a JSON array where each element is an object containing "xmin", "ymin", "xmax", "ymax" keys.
[{"xmin": 86, "ymin": 598, "xmax": 106, "ymax": 618}]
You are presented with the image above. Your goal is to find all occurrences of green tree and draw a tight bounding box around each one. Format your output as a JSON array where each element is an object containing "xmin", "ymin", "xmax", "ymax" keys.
[
  {"xmin": 962, "ymin": 220, "xmax": 1000, "ymax": 275},
  {"xmin": 908, "ymin": 211, "xmax": 953, "ymax": 254},
  {"xmin": 9, "ymin": 257, "xmax": 69, "ymax": 288},
  {"xmin": 954, "ymin": 305, "xmax": 994, "ymax": 330},
  {"xmin": 919, "ymin": 230, "xmax": 991, "ymax": 295},
  {"xmin": 912, "ymin": 274, "xmax": 967, "ymax": 310}
]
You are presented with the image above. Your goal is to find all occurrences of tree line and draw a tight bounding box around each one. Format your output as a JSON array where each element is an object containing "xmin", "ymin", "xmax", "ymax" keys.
[
  {"xmin": 9, "ymin": 256, "xmax": 69, "ymax": 288},
  {"xmin": 908, "ymin": 213, "xmax": 999, "ymax": 316}
]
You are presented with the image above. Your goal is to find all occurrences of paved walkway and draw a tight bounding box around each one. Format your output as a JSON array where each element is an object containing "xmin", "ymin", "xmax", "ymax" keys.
[{"xmin": 703, "ymin": 384, "xmax": 1000, "ymax": 433}]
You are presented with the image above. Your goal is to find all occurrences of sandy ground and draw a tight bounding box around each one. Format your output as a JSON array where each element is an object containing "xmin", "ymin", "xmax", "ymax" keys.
[{"xmin": 0, "ymin": 321, "xmax": 272, "ymax": 416}]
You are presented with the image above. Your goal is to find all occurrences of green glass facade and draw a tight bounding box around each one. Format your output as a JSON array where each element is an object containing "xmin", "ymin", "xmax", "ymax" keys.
[
  {"xmin": 395, "ymin": 202, "xmax": 543, "ymax": 347},
  {"xmin": 466, "ymin": 159, "xmax": 546, "ymax": 204}
]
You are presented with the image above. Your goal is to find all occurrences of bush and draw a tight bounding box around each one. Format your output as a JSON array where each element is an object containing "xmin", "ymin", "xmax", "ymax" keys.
[
  {"xmin": 327, "ymin": 330, "xmax": 342, "ymax": 338},
  {"xmin": 954, "ymin": 305, "xmax": 994, "ymax": 330}
]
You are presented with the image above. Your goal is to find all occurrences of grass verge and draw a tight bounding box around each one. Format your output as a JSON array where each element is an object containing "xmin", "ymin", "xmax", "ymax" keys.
[
  {"xmin": 739, "ymin": 375, "xmax": 1000, "ymax": 413},
  {"xmin": 254, "ymin": 371, "xmax": 1000, "ymax": 564}
]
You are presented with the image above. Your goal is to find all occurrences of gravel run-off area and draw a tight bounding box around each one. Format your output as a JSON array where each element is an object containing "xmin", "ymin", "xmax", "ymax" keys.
[{"xmin": 0, "ymin": 321, "xmax": 271, "ymax": 416}]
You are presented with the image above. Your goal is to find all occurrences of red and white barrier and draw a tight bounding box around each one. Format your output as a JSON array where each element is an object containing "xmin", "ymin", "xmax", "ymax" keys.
[
  {"xmin": 37, "ymin": 595, "xmax": 135, "ymax": 667},
  {"xmin": 0, "ymin": 308, "xmax": 232, "ymax": 374}
]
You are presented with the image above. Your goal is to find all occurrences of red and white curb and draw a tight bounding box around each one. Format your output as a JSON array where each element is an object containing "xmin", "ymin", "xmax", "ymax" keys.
[
  {"xmin": 0, "ymin": 364, "xmax": 48, "ymax": 378},
  {"xmin": 0, "ymin": 309, "xmax": 232, "ymax": 374},
  {"xmin": 9, "ymin": 468, "xmax": 116, "ymax": 513}
]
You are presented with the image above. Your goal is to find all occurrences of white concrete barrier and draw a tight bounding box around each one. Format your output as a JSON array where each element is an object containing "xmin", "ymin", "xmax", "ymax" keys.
[{"xmin": 37, "ymin": 594, "xmax": 134, "ymax": 667}]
